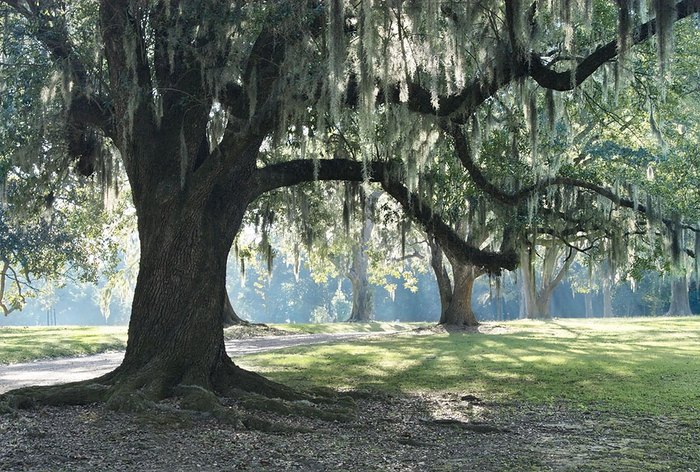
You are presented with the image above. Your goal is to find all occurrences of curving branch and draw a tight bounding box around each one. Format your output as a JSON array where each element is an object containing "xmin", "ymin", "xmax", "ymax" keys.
[
  {"xmin": 381, "ymin": 178, "xmax": 518, "ymax": 273},
  {"xmin": 451, "ymin": 127, "xmax": 700, "ymax": 235},
  {"xmin": 354, "ymin": 0, "xmax": 700, "ymax": 121},
  {"xmin": 252, "ymin": 159, "xmax": 518, "ymax": 273},
  {"xmin": 528, "ymin": 0, "xmax": 700, "ymax": 91}
]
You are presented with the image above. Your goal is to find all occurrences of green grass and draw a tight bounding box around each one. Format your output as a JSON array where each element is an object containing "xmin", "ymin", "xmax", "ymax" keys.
[
  {"xmin": 0, "ymin": 326, "xmax": 128, "ymax": 364},
  {"xmin": 271, "ymin": 321, "xmax": 431, "ymax": 334},
  {"xmin": 238, "ymin": 317, "xmax": 700, "ymax": 417}
]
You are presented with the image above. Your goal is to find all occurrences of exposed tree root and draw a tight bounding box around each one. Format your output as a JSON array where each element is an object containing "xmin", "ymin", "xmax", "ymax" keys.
[
  {"xmin": 0, "ymin": 360, "xmax": 357, "ymax": 433},
  {"xmin": 437, "ymin": 322, "xmax": 481, "ymax": 332},
  {"xmin": 234, "ymin": 391, "xmax": 356, "ymax": 422},
  {"xmin": 1, "ymin": 377, "xmax": 113, "ymax": 410}
]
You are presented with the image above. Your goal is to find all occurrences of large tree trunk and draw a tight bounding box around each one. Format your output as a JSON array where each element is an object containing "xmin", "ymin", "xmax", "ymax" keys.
[
  {"xmin": 440, "ymin": 263, "xmax": 480, "ymax": 326},
  {"xmin": 118, "ymin": 214, "xmax": 230, "ymax": 389},
  {"xmin": 666, "ymin": 275, "xmax": 692, "ymax": 316},
  {"xmin": 429, "ymin": 237, "xmax": 481, "ymax": 326},
  {"xmin": 111, "ymin": 186, "xmax": 260, "ymax": 397}
]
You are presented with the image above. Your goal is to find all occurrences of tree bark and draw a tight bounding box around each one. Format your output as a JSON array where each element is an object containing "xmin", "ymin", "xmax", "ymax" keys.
[
  {"xmin": 519, "ymin": 248, "xmax": 545, "ymax": 319},
  {"xmin": 666, "ymin": 275, "xmax": 692, "ymax": 316},
  {"xmin": 428, "ymin": 238, "xmax": 453, "ymax": 322},
  {"xmin": 584, "ymin": 292, "xmax": 594, "ymax": 318},
  {"xmin": 347, "ymin": 263, "xmax": 372, "ymax": 322},
  {"xmin": 346, "ymin": 191, "xmax": 379, "ymax": 322},
  {"xmin": 440, "ymin": 263, "xmax": 480, "ymax": 326},
  {"xmin": 428, "ymin": 236, "xmax": 482, "ymax": 326},
  {"xmin": 112, "ymin": 181, "xmax": 247, "ymax": 392},
  {"xmin": 222, "ymin": 292, "xmax": 249, "ymax": 327},
  {"xmin": 519, "ymin": 244, "xmax": 573, "ymax": 320},
  {"xmin": 602, "ymin": 281, "xmax": 613, "ymax": 318}
]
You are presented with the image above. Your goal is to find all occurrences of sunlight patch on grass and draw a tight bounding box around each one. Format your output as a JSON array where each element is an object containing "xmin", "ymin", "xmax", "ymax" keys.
[
  {"xmin": 271, "ymin": 321, "xmax": 432, "ymax": 334},
  {"xmin": 0, "ymin": 326, "xmax": 128, "ymax": 364},
  {"xmin": 238, "ymin": 317, "xmax": 700, "ymax": 417}
]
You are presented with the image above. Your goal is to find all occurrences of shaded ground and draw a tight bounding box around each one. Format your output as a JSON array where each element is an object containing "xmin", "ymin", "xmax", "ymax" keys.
[{"xmin": 1, "ymin": 392, "xmax": 698, "ymax": 471}]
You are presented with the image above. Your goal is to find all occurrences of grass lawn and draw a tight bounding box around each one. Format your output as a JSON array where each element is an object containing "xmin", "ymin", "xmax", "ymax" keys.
[
  {"xmin": 269, "ymin": 321, "xmax": 432, "ymax": 334},
  {"xmin": 239, "ymin": 317, "xmax": 700, "ymax": 418},
  {"xmin": 0, "ymin": 326, "xmax": 128, "ymax": 364},
  {"xmin": 0, "ymin": 321, "xmax": 424, "ymax": 364}
]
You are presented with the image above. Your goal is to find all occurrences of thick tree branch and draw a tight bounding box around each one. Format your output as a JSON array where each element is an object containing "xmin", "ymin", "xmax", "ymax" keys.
[
  {"xmin": 251, "ymin": 159, "xmax": 397, "ymax": 195},
  {"xmin": 529, "ymin": 0, "xmax": 700, "ymax": 91},
  {"xmin": 100, "ymin": 1, "xmax": 152, "ymax": 121},
  {"xmin": 253, "ymin": 159, "xmax": 518, "ymax": 273},
  {"xmin": 452, "ymin": 127, "xmax": 700, "ymax": 235},
  {"xmin": 353, "ymin": 0, "xmax": 700, "ymax": 121}
]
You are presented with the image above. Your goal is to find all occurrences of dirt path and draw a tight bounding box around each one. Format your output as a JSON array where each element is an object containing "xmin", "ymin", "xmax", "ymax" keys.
[{"xmin": 0, "ymin": 332, "xmax": 387, "ymax": 394}]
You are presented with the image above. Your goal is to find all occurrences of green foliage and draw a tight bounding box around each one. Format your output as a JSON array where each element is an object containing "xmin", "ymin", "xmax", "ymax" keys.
[
  {"xmin": 0, "ymin": 4, "xmax": 124, "ymax": 318},
  {"xmin": 0, "ymin": 183, "xmax": 119, "ymax": 315}
]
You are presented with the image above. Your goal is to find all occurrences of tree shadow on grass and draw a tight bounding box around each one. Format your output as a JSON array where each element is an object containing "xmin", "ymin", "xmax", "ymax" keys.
[{"xmin": 241, "ymin": 327, "xmax": 700, "ymax": 416}]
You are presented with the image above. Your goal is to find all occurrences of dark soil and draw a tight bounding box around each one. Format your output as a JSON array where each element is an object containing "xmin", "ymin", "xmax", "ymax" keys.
[{"xmin": 2, "ymin": 392, "xmax": 698, "ymax": 471}]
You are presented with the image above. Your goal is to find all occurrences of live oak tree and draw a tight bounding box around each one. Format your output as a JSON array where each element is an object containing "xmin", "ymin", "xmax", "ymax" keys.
[
  {"xmin": 1, "ymin": 0, "xmax": 698, "ymax": 416},
  {"xmin": 578, "ymin": 18, "xmax": 700, "ymax": 316},
  {"xmin": 519, "ymin": 239, "xmax": 575, "ymax": 319},
  {"xmin": 422, "ymin": 159, "xmax": 501, "ymax": 327}
]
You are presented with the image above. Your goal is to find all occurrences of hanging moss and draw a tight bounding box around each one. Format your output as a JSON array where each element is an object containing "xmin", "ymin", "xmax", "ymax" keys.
[
  {"xmin": 653, "ymin": 0, "xmax": 676, "ymax": 82},
  {"xmin": 545, "ymin": 89, "xmax": 556, "ymax": 131},
  {"xmin": 327, "ymin": 0, "xmax": 346, "ymax": 122},
  {"xmin": 617, "ymin": 0, "xmax": 632, "ymax": 65},
  {"xmin": 266, "ymin": 242, "xmax": 274, "ymax": 275},
  {"xmin": 668, "ymin": 215, "xmax": 683, "ymax": 269}
]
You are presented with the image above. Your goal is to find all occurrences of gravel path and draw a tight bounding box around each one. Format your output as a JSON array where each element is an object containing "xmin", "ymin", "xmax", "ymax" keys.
[{"xmin": 0, "ymin": 332, "xmax": 385, "ymax": 394}]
